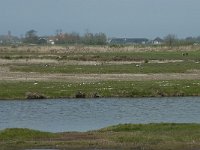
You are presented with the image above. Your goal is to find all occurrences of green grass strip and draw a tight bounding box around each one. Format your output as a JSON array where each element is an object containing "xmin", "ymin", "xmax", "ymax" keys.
[{"xmin": 0, "ymin": 80, "xmax": 200, "ymax": 99}]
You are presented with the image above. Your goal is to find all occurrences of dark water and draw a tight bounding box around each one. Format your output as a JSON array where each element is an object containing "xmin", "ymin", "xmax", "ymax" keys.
[{"xmin": 1, "ymin": 97, "xmax": 200, "ymax": 132}]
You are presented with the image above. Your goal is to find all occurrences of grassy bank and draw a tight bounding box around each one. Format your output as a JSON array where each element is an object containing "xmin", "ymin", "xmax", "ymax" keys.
[
  {"xmin": 1, "ymin": 123, "xmax": 200, "ymax": 150},
  {"xmin": 1, "ymin": 80, "xmax": 200, "ymax": 99}
]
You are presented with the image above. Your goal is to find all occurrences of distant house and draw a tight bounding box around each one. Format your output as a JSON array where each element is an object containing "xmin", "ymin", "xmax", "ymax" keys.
[
  {"xmin": 48, "ymin": 39, "xmax": 55, "ymax": 45},
  {"xmin": 37, "ymin": 37, "xmax": 55, "ymax": 45},
  {"xmin": 47, "ymin": 36, "xmax": 56, "ymax": 45},
  {"xmin": 109, "ymin": 38, "xmax": 149, "ymax": 45},
  {"xmin": 153, "ymin": 37, "xmax": 164, "ymax": 45}
]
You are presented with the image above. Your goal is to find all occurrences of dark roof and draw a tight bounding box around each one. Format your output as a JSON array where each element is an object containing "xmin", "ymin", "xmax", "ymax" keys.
[{"xmin": 153, "ymin": 37, "xmax": 164, "ymax": 42}]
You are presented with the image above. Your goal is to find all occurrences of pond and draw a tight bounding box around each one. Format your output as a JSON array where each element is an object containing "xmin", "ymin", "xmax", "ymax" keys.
[{"xmin": 1, "ymin": 97, "xmax": 200, "ymax": 132}]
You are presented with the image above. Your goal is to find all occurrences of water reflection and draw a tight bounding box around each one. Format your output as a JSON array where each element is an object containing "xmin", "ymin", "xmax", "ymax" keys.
[{"xmin": 0, "ymin": 97, "xmax": 200, "ymax": 132}]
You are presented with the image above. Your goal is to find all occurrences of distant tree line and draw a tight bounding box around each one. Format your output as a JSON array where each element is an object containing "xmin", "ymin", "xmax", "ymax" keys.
[
  {"xmin": 1, "ymin": 30, "xmax": 200, "ymax": 47},
  {"xmin": 163, "ymin": 34, "xmax": 200, "ymax": 47},
  {"xmin": 23, "ymin": 30, "xmax": 107, "ymax": 45}
]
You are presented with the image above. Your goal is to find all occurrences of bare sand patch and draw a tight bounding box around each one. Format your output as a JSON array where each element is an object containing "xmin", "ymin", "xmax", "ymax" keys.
[
  {"xmin": 0, "ymin": 69, "xmax": 200, "ymax": 82},
  {"xmin": 0, "ymin": 58, "xmax": 184, "ymax": 66},
  {"xmin": 0, "ymin": 58, "xmax": 58, "ymax": 65}
]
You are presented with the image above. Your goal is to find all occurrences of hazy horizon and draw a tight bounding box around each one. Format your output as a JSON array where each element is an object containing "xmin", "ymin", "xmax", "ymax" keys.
[{"xmin": 0, "ymin": 0, "xmax": 200, "ymax": 38}]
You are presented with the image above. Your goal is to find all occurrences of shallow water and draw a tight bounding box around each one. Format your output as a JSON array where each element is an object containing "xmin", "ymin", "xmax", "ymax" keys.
[{"xmin": 1, "ymin": 97, "xmax": 200, "ymax": 132}]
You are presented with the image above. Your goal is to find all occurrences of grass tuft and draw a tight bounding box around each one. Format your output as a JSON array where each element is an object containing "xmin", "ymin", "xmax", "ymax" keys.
[{"xmin": 0, "ymin": 128, "xmax": 55, "ymax": 141}]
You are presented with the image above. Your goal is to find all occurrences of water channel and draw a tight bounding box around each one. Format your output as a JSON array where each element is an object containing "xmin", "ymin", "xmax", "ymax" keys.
[{"xmin": 1, "ymin": 97, "xmax": 200, "ymax": 132}]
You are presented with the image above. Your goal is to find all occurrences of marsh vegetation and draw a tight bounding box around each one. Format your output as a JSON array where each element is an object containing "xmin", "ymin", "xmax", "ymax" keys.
[{"xmin": 0, "ymin": 45, "xmax": 200, "ymax": 99}]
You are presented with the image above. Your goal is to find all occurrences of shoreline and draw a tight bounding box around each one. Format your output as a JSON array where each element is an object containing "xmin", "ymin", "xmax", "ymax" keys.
[{"xmin": 0, "ymin": 95, "xmax": 199, "ymax": 101}]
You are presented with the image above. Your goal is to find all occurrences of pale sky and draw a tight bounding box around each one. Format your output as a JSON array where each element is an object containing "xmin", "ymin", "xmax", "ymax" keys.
[{"xmin": 0, "ymin": 0, "xmax": 200, "ymax": 38}]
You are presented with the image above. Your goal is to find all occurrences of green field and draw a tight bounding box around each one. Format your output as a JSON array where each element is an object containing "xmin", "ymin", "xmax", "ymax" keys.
[{"xmin": 8, "ymin": 61, "xmax": 200, "ymax": 74}]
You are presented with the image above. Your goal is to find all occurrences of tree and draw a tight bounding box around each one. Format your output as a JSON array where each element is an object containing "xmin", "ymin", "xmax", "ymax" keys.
[
  {"xmin": 164, "ymin": 34, "xmax": 177, "ymax": 47},
  {"xmin": 69, "ymin": 32, "xmax": 80, "ymax": 44},
  {"xmin": 82, "ymin": 32, "xmax": 107, "ymax": 45},
  {"xmin": 94, "ymin": 33, "xmax": 107, "ymax": 45},
  {"xmin": 82, "ymin": 32, "xmax": 94, "ymax": 45},
  {"xmin": 24, "ymin": 30, "xmax": 38, "ymax": 44}
]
